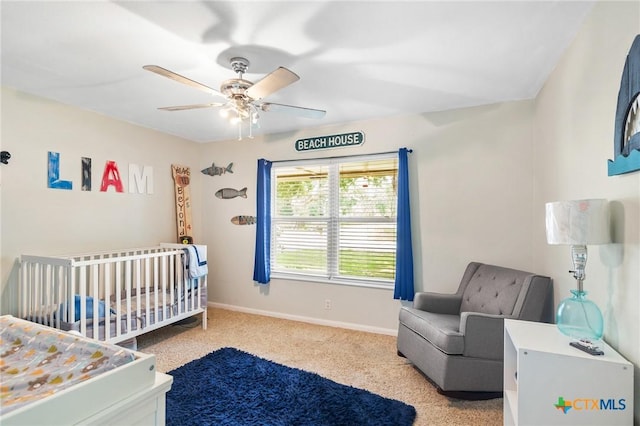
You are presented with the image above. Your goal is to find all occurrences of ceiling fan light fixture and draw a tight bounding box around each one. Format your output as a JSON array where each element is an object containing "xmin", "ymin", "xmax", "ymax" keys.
[
  {"xmin": 219, "ymin": 106, "xmax": 231, "ymax": 118},
  {"xmin": 229, "ymin": 114, "xmax": 242, "ymax": 125},
  {"xmin": 144, "ymin": 56, "xmax": 325, "ymax": 141}
]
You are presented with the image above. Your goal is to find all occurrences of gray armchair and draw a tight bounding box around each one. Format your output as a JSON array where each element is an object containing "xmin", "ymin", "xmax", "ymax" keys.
[{"xmin": 397, "ymin": 262, "xmax": 553, "ymax": 395}]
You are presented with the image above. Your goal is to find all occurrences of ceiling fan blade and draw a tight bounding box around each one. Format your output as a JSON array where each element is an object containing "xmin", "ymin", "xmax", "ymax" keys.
[
  {"xmin": 245, "ymin": 67, "xmax": 300, "ymax": 101},
  {"xmin": 261, "ymin": 102, "xmax": 326, "ymax": 119},
  {"xmin": 158, "ymin": 102, "xmax": 226, "ymax": 111},
  {"xmin": 143, "ymin": 65, "xmax": 224, "ymax": 98}
]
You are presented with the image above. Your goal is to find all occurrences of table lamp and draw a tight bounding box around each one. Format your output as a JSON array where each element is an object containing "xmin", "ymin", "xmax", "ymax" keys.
[{"xmin": 545, "ymin": 199, "xmax": 610, "ymax": 342}]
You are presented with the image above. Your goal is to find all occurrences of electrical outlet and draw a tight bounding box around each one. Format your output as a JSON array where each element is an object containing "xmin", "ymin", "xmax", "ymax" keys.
[{"xmin": 324, "ymin": 299, "xmax": 332, "ymax": 310}]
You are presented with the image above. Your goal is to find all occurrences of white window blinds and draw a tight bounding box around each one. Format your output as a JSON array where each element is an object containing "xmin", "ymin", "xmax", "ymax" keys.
[{"xmin": 271, "ymin": 153, "xmax": 398, "ymax": 285}]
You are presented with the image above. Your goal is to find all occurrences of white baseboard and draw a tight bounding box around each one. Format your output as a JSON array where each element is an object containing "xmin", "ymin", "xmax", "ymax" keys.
[{"xmin": 208, "ymin": 302, "xmax": 398, "ymax": 336}]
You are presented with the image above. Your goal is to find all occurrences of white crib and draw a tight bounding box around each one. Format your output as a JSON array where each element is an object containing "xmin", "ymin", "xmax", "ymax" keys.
[{"xmin": 18, "ymin": 243, "xmax": 207, "ymax": 344}]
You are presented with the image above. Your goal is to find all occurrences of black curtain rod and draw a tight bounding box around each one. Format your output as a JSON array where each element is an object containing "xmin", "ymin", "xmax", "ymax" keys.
[{"xmin": 264, "ymin": 148, "xmax": 412, "ymax": 164}]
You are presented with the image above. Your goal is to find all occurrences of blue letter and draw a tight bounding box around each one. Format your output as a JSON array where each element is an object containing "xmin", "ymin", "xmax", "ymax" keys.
[{"xmin": 48, "ymin": 151, "xmax": 72, "ymax": 190}]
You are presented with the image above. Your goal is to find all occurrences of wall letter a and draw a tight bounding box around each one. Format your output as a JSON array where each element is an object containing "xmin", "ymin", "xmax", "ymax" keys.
[{"xmin": 100, "ymin": 160, "xmax": 124, "ymax": 192}]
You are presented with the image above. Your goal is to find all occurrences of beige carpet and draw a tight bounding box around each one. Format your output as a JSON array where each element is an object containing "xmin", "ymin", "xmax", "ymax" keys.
[{"xmin": 137, "ymin": 307, "xmax": 503, "ymax": 426}]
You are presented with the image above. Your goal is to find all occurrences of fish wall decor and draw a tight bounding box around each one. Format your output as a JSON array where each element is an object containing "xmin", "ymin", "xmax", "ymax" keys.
[
  {"xmin": 609, "ymin": 35, "xmax": 640, "ymax": 175},
  {"xmin": 202, "ymin": 162, "xmax": 233, "ymax": 176},
  {"xmin": 215, "ymin": 187, "xmax": 247, "ymax": 199},
  {"xmin": 231, "ymin": 215, "xmax": 256, "ymax": 225}
]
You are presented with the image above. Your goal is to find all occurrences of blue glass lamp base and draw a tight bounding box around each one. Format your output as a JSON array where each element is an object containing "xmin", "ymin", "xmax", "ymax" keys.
[{"xmin": 556, "ymin": 289, "xmax": 604, "ymax": 340}]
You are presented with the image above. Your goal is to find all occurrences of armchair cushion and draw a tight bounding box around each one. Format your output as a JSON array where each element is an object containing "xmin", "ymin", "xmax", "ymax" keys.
[
  {"xmin": 399, "ymin": 308, "xmax": 463, "ymax": 354},
  {"xmin": 459, "ymin": 263, "xmax": 530, "ymax": 315},
  {"xmin": 460, "ymin": 312, "xmax": 512, "ymax": 359},
  {"xmin": 413, "ymin": 292, "xmax": 461, "ymax": 314}
]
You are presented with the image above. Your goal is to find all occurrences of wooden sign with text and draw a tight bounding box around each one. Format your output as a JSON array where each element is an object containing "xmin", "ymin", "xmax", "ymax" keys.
[{"xmin": 172, "ymin": 164, "xmax": 193, "ymax": 242}]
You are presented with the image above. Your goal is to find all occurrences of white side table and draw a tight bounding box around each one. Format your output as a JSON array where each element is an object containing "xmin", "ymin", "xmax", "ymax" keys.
[{"xmin": 504, "ymin": 319, "xmax": 633, "ymax": 426}]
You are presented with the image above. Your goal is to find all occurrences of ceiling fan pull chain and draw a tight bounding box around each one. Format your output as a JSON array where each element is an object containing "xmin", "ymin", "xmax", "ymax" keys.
[{"xmin": 248, "ymin": 108, "xmax": 256, "ymax": 139}]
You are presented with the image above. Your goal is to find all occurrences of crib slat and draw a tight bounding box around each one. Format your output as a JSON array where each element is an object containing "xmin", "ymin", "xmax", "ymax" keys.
[
  {"xmin": 153, "ymin": 257, "xmax": 159, "ymax": 324},
  {"xmin": 114, "ymin": 261, "xmax": 122, "ymax": 339},
  {"xmin": 125, "ymin": 259, "xmax": 132, "ymax": 337},
  {"xmin": 67, "ymin": 264, "xmax": 74, "ymax": 327},
  {"xmin": 144, "ymin": 256, "xmax": 150, "ymax": 330},
  {"xmin": 161, "ymin": 256, "xmax": 167, "ymax": 322},
  {"xmin": 104, "ymin": 262, "xmax": 111, "ymax": 340},
  {"xmin": 135, "ymin": 258, "xmax": 141, "ymax": 331},
  {"xmin": 91, "ymin": 264, "xmax": 100, "ymax": 340},
  {"xmin": 169, "ymin": 255, "xmax": 175, "ymax": 319},
  {"xmin": 78, "ymin": 265, "xmax": 87, "ymax": 336}
]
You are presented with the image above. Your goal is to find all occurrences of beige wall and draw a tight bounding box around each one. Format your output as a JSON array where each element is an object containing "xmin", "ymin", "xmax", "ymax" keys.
[
  {"xmin": 0, "ymin": 88, "xmax": 202, "ymax": 314},
  {"xmin": 533, "ymin": 1, "xmax": 639, "ymax": 422},
  {"xmin": 198, "ymin": 100, "xmax": 535, "ymax": 333}
]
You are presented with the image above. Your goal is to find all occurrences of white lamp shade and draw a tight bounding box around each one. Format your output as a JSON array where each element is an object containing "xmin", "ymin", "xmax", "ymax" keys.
[{"xmin": 545, "ymin": 199, "xmax": 610, "ymax": 245}]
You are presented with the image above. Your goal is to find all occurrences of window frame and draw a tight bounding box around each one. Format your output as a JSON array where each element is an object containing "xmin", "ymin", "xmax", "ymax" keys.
[{"xmin": 269, "ymin": 152, "xmax": 398, "ymax": 289}]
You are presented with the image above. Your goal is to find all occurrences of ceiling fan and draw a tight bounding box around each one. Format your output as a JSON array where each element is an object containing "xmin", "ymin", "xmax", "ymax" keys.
[{"xmin": 143, "ymin": 57, "xmax": 326, "ymax": 139}]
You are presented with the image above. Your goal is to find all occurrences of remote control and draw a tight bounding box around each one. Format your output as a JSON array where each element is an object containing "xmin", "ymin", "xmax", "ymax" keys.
[{"xmin": 570, "ymin": 341, "xmax": 604, "ymax": 356}]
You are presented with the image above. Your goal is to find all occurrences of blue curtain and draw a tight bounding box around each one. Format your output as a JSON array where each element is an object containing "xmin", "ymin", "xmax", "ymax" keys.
[
  {"xmin": 253, "ymin": 159, "xmax": 272, "ymax": 284},
  {"xmin": 394, "ymin": 148, "xmax": 414, "ymax": 301}
]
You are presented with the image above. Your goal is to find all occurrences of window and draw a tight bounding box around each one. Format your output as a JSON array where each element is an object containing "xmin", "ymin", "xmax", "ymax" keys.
[{"xmin": 271, "ymin": 153, "xmax": 398, "ymax": 287}]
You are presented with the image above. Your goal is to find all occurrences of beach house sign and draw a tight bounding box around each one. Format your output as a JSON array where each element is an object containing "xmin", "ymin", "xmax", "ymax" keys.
[{"xmin": 295, "ymin": 131, "xmax": 365, "ymax": 152}]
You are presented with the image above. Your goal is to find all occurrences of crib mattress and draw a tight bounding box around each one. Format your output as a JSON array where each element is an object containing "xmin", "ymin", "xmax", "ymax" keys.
[
  {"xmin": 69, "ymin": 290, "xmax": 203, "ymax": 341},
  {"xmin": 0, "ymin": 315, "xmax": 135, "ymax": 415}
]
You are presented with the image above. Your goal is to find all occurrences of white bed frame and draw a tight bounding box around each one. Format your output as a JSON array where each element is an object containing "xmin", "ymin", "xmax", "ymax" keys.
[
  {"xmin": 18, "ymin": 243, "xmax": 207, "ymax": 344},
  {"xmin": 1, "ymin": 347, "xmax": 172, "ymax": 426}
]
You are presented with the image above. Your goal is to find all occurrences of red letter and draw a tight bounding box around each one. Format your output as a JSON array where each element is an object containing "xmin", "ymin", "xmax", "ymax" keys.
[{"xmin": 100, "ymin": 161, "xmax": 124, "ymax": 192}]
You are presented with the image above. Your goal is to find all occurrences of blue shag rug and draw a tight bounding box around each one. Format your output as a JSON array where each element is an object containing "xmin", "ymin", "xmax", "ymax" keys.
[{"xmin": 166, "ymin": 347, "xmax": 416, "ymax": 426}]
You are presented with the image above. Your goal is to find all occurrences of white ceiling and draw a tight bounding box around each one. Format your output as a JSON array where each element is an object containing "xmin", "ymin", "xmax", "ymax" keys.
[{"xmin": 1, "ymin": 1, "xmax": 594, "ymax": 143}]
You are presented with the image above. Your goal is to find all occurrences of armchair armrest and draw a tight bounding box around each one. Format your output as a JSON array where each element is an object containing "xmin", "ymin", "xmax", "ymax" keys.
[
  {"xmin": 414, "ymin": 292, "xmax": 462, "ymax": 314},
  {"xmin": 460, "ymin": 312, "xmax": 514, "ymax": 360}
]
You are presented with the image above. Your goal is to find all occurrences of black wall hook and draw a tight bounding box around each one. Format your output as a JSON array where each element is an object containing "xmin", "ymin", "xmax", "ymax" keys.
[{"xmin": 1, "ymin": 151, "xmax": 10, "ymax": 165}]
